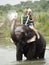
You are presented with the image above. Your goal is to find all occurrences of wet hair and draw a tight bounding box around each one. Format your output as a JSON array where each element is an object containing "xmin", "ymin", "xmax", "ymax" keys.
[{"xmin": 23, "ymin": 9, "xmax": 28, "ymax": 15}]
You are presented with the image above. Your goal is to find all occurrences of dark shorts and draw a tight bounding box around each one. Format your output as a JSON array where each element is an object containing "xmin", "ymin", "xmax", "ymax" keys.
[{"xmin": 27, "ymin": 22, "xmax": 34, "ymax": 26}]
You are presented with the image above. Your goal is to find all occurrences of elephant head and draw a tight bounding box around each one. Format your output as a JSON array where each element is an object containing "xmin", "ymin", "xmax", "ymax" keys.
[{"xmin": 11, "ymin": 19, "xmax": 37, "ymax": 45}]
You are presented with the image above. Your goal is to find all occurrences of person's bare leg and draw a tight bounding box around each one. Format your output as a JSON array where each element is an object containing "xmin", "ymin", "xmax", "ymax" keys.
[
  {"xmin": 27, "ymin": 35, "xmax": 36, "ymax": 43},
  {"xmin": 29, "ymin": 26, "xmax": 40, "ymax": 39}
]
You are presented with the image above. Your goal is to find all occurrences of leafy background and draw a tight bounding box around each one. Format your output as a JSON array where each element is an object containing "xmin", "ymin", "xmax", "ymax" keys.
[{"xmin": 0, "ymin": 0, "xmax": 49, "ymax": 45}]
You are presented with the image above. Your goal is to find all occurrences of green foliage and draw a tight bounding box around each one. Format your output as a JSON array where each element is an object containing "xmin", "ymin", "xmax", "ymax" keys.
[{"xmin": 0, "ymin": 0, "xmax": 49, "ymax": 45}]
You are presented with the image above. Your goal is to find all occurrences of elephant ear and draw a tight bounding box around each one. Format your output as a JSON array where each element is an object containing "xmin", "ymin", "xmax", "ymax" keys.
[{"xmin": 27, "ymin": 35, "xmax": 36, "ymax": 43}]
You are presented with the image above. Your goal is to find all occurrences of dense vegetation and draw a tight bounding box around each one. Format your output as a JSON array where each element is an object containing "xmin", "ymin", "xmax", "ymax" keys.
[{"xmin": 0, "ymin": 0, "xmax": 49, "ymax": 45}]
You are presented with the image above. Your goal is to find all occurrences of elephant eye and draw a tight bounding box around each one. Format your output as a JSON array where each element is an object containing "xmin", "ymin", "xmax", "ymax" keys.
[{"xmin": 25, "ymin": 33, "xmax": 27, "ymax": 36}]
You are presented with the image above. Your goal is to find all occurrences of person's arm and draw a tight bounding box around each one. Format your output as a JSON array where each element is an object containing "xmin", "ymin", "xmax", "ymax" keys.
[
  {"xmin": 29, "ymin": 16, "xmax": 34, "ymax": 22},
  {"xmin": 25, "ymin": 15, "xmax": 29, "ymax": 25},
  {"xmin": 28, "ymin": 19, "xmax": 33, "ymax": 22}
]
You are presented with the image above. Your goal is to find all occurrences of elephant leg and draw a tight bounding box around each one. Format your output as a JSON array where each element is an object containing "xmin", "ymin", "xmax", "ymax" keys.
[
  {"xmin": 16, "ymin": 45, "xmax": 22, "ymax": 61},
  {"xmin": 27, "ymin": 43, "xmax": 36, "ymax": 60},
  {"xmin": 39, "ymin": 49, "xmax": 45, "ymax": 59},
  {"xmin": 16, "ymin": 50, "xmax": 22, "ymax": 61}
]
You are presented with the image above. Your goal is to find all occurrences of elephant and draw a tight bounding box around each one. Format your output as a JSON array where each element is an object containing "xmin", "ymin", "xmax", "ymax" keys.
[{"xmin": 11, "ymin": 19, "xmax": 46, "ymax": 61}]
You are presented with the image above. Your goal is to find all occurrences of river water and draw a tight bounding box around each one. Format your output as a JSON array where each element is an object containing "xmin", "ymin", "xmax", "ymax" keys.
[{"xmin": 0, "ymin": 45, "xmax": 49, "ymax": 65}]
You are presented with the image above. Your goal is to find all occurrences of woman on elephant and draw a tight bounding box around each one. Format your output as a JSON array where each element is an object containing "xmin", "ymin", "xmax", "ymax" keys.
[
  {"xmin": 21, "ymin": 9, "xmax": 28, "ymax": 24},
  {"xmin": 26, "ymin": 8, "xmax": 40, "ymax": 39},
  {"xmin": 21, "ymin": 8, "xmax": 40, "ymax": 39},
  {"xmin": 25, "ymin": 8, "xmax": 34, "ymax": 26}
]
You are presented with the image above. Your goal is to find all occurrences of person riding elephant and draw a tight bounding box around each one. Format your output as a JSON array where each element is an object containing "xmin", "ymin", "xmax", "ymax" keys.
[
  {"xmin": 21, "ymin": 8, "xmax": 40, "ymax": 42},
  {"xmin": 21, "ymin": 9, "xmax": 28, "ymax": 24}
]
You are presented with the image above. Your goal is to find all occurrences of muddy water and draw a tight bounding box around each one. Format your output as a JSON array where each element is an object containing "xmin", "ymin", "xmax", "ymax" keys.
[{"xmin": 0, "ymin": 45, "xmax": 49, "ymax": 65}]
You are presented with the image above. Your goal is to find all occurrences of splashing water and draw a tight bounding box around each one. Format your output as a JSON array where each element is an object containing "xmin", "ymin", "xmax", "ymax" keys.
[{"xmin": 8, "ymin": 11, "xmax": 18, "ymax": 20}]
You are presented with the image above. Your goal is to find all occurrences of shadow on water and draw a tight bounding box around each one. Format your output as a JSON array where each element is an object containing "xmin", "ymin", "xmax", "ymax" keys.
[
  {"xmin": 0, "ymin": 45, "xmax": 49, "ymax": 65},
  {"xmin": 10, "ymin": 59, "xmax": 46, "ymax": 65}
]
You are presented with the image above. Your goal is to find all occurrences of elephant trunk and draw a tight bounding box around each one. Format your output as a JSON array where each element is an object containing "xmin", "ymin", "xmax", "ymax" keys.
[{"xmin": 11, "ymin": 19, "xmax": 16, "ymax": 35}]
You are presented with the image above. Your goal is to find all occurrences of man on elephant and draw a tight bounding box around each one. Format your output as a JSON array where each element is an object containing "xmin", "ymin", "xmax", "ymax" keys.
[{"xmin": 21, "ymin": 8, "xmax": 40, "ymax": 42}]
